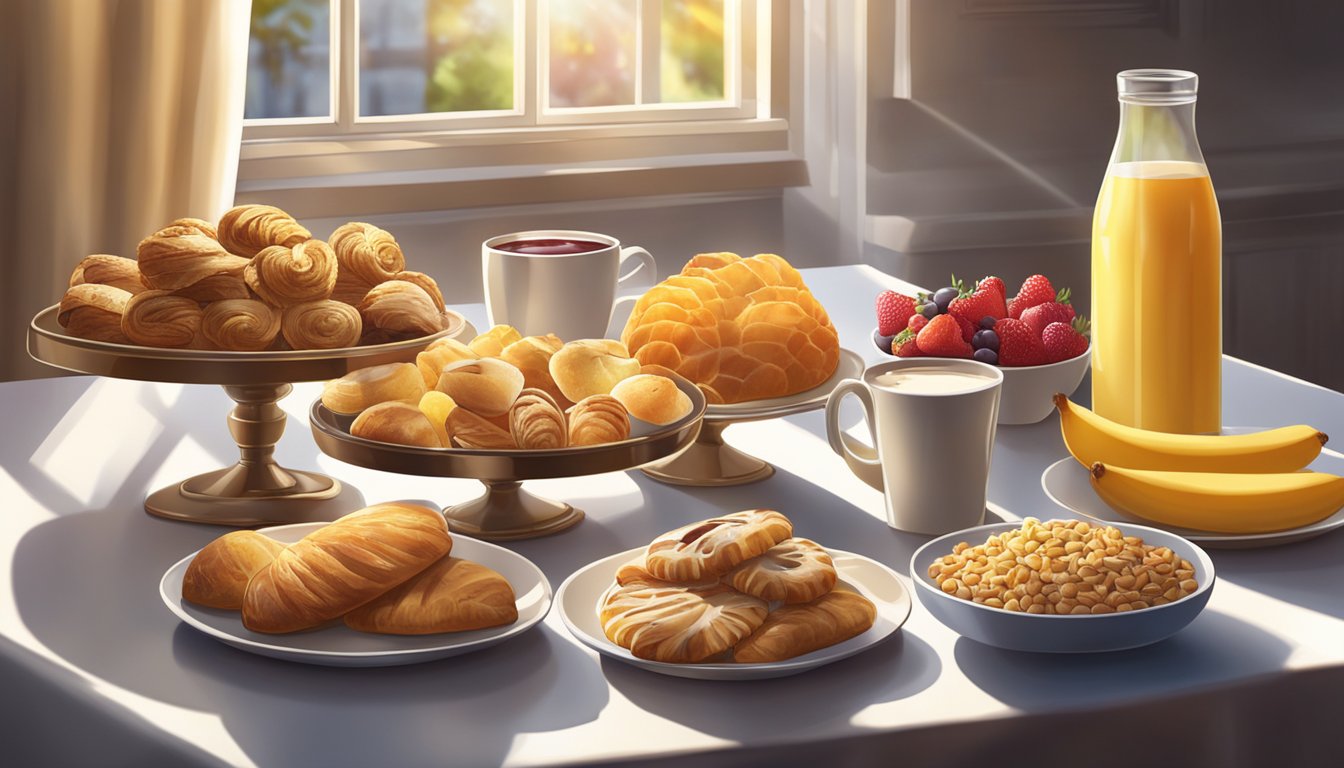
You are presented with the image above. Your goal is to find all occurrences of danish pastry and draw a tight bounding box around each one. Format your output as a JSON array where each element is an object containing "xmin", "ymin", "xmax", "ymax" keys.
[
  {"xmin": 467, "ymin": 324, "xmax": 522, "ymax": 358},
  {"xmin": 121, "ymin": 290, "xmax": 205, "ymax": 348},
  {"xmin": 358, "ymin": 280, "xmax": 444, "ymax": 337},
  {"xmin": 201, "ymin": 299, "xmax": 282, "ymax": 351},
  {"xmin": 500, "ymin": 334, "xmax": 566, "ymax": 404},
  {"xmin": 644, "ymin": 510, "xmax": 793, "ymax": 583},
  {"xmin": 609, "ymin": 374, "xmax": 692, "ymax": 425},
  {"xmin": 416, "ymin": 338, "xmax": 479, "ymax": 389},
  {"xmin": 281, "ymin": 299, "xmax": 363, "ymax": 350},
  {"xmin": 217, "ymin": 204, "xmax": 311, "ymax": 259},
  {"xmin": 352, "ymin": 400, "xmax": 445, "ymax": 448},
  {"xmin": 329, "ymin": 222, "xmax": 406, "ymax": 304},
  {"xmin": 58, "ymin": 284, "xmax": 132, "ymax": 343},
  {"xmin": 724, "ymin": 538, "xmax": 837, "ymax": 604},
  {"xmin": 68, "ymin": 254, "xmax": 146, "ymax": 294},
  {"xmin": 448, "ymin": 408, "xmax": 517, "ymax": 449},
  {"xmin": 733, "ymin": 588, "xmax": 876, "ymax": 663},
  {"xmin": 435, "ymin": 358, "xmax": 525, "ymax": 417},
  {"xmin": 549, "ymin": 339, "xmax": 641, "ymax": 403},
  {"xmin": 245, "ymin": 240, "xmax": 338, "ymax": 307},
  {"xmin": 136, "ymin": 225, "xmax": 251, "ymax": 293},
  {"xmin": 321, "ymin": 362, "xmax": 426, "ymax": 414},
  {"xmin": 601, "ymin": 578, "xmax": 768, "ymax": 663},
  {"xmin": 509, "ymin": 388, "xmax": 567, "ymax": 449},
  {"xmin": 344, "ymin": 556, "xmax": 517, "ymax": 635},
  {"xmin": 182, "ymin": 530, "xmax": 285, "ymax": 610},
  {"xmin": 566, "ymin": 394, "xmax": 630, "ymax": 446}
]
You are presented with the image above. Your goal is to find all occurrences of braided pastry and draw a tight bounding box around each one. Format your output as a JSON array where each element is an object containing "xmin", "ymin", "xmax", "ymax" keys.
[
  {"xmin": 136, "ymin": 225, "xmax": 250, "ymax": 293},
  {"xmin": 217, "ymin": 204, "xmax": 311, "ymax": 258},
  {"xmin": 68, "ymin": 254, "xmax": 146, "ymax": 294},
  {"xmin": 281, "ymin": 299, "xmax": 362, "ymax": 350},
  {"xmin": 329, "ymin": 222, "xmax": 406, "ymax": 304},
  {"xmin": 121, "ymin": 290, "xmax": 205, "ymax": 348},
  {"xmin": 245, "ymin": 240, "xmax": 338, "ymax": 307},
  {"xmin": 58, "ymin": 284, "xmax": 132, "ymax": 343},
  {"xmin": 358, "ymin": 280, "xmax": 443, "ymax": 337},
  {"xmin": 201, "ymin": 299, "xmax": 282, "ymax": 351}
]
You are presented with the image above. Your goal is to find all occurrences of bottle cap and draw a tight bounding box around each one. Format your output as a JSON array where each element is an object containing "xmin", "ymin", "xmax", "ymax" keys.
[{"xmin": 1117, "ymin": 69, "xmax": 1198, "ymax": 104}]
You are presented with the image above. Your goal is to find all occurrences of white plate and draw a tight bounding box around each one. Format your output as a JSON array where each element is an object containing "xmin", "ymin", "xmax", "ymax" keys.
[
  {"xmin": 1041, "ymin": 429, "xmax": 1344, "ymax": 548},
  {"xmin": 556, "ymin": 547, "xmax": 911, "ymax": 680},
  {"xmin": 160, "ymin": 522, "xmax": 552, "ymax": 667},
  {"xmin": 703, "ymin": 348, "xmax": 866, "ymax": 422}
]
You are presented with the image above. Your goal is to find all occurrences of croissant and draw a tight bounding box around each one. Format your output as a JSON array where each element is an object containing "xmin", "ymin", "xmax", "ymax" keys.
[
  {"xmin": 389, "ymin": 270, "xmax": 445, "ymax": 311},
  {"xmin": 345, "ymin": 557, "xmax": 518, "ymax": 635},
  {"xmin": 448, "ymin": 408, "xmax": 516, "ymax": 449},
  {"xmin": 245, "ymin": 240, "xmax": 338, "ymax": 307},
  {"xmin": 173, "ymin": 274, "xmax": 250, "ymax": 302},
  {"xmin": 509, "ymin": 388, "xmax": 567, "ymax": 449},
  {"xmin": 567, "ymin": 394, "xmax": 630, "ymax": 446},
  {"xmin": 329, "ymin": 222, "xmax": 406, "ymax": 304},
  {"xmin": 68, "ymin": 254, "xmax": 146, "ymax": 294},
  {"xmin": 58, "ymin": 284, "xmax": 132, "ymax": 343},
  {"xmin": 121, "ymin": 290, "xmax": 205, "ymax": 348},
  {"xmin": 166, "ymin": 217, "xmax": 219, "ymax": 240},
  {"xmin": 136, "ymin": 226, "xmax": 250, "ymax": 293},
  {"xmin": 217, "ymin": 204, "xmax": 311, "ymax": 259},
  {"xmin": 181, "ymin": 530, "xmax": 285, "ymax": 610},
  {"xmin": 358, "ymin": 280, "xmax": 443, "ymax": 337},
  {"xmin": 201, "ymin": 299, "xmax": 282, "ymax": 351},
  {"xmin": 281, "ymin": 299, "xmax": 362, "ymax": 349}
]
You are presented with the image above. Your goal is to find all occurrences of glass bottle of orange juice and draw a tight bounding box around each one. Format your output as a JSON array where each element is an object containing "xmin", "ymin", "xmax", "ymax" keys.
[{"xmin": 1092, "ymin": 69, "xmax": 1222, "ymax": 434}]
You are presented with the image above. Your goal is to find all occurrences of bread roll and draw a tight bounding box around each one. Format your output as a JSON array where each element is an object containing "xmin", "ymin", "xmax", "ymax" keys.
[
  {"xmin": 500, "ymin": 334, "xmax": 566, "ymax": 404},
  {"xmin": 217, "ymin": 204, "xmax": 311, "ymax": 259},
  {"xmin": 549, "ymin": 339, "xmax": 641, "ymax": 403},
  {"xmin": 733, "ymin": 588, "xmax": 876, "ymax": 663},
  {"xmin": 245, "ymin": 240, "xmax": 338, "ymax": 307},
  {"xmin": 182, "ymin": 530, "xmax": 285, "ymax": 610},
  {"xmin": 321, "ymin": 362, "xmax": 426, "ymax": 414},
  {"xmin": 609, "ymin": 374, "xmax": 692, "ymax": 425},
  {"xmin": 69, "ymin": 254, "xmax": 146, "ymax": 294},
  {"xmin": 58, "ymin": 284, "xmax": 132, "ymax": 343},
  {"xmin": 644, "ymin": 510, "xmax": 793, "ymax": 583},
  {"xmin": 620, "ymin": 252, "xmax": 840, "ymax": 403},
  {"xmin": 418, "ymin": 391, "xmax": 456, "ymax": 447},
  {"xmin": 122, "ymin": 290, "xmax": 205, "ymax": 348},
  {"xmin": 435, "ymin": 358, "xmax": 525, "ymax": 417},
  {"xmin": 416, "ymin": 338, "xmax": 479, "ymax": 389},
  {"xmin": 351, "ymin": 401, "xmax": 444, "ymax": 448},
  {"xmin": 358, "ymin": 280, "xmax": 443, "ymax": 337},
  {"xmin": 509, "ymin": 388, "xmax": 567, "ymax": 449},
  {"xmin": 201, "ymin": 299, "xmax": 282, "ymax": 351},
  {"xmin": 567, "ymin": 394, "xmax": 630, "ymax": 446},
  {"xmin": 344, "ymin": 556, "xmax": 517, "ymax": 635},
  {"xmin": 468, "ymin": 324, "xmax": 522, "ymax": 357},
  {"xmin": 329, "ymin": 222, "xmax": 406, "ymax": 305},
  {"xmin": 448, "ymin": 408, "xmax": 516, "ymax": 449},
  {"xmin": 281, "ymin": 299, "xmax": 363, "ymax": 350},
  {"xmin": 241, "ymin": 503, "xmax": 452, "ymax": 634}
]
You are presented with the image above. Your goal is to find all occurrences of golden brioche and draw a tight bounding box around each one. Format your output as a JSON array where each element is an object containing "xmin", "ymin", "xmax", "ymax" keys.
[
  {"xmin": 69, "ymin": 254, "xmax": 146, "ymax": 294},
  {"xmin": 415, "ymin": 338, "xmax": 479, "ymax": 389},
  {"xmin": 733, "ymin": 588, "xmax": 876, "ymax": 663},
  {"xmin": 549, "ymin": 339, "xmax": 641, "ymax": 403},
  {"xmin": 352, "ymin": 400, "xmax": 444, "ymax": 448},
  {"xmin": 329, "ymin": 222, "xmax": 406, "ymax": 304},
  {"xmin": 435, "ymin": 357, "xmax": 525, "ymax": 417},
  {"xmin": 281, "ymin": 300, "xmax": 363, "ymax": 350},
  {"xmin": 321, "ymin": 362, "xmax": 426, "ymax": 414},
  {"xmin": 218, "ymin": 204, "xmax": 311, "ymax": 259},
  {"xmin": 58, "ymin": 284, "xmax": 132, "ymax": 343},
  {"xmin": 122, "ymin": 290, "xmax": 205, "ymax": 348},
  {"xmin": 644, "ymin": 510, "xmax": 793, "ymax": 583},
  {"xmin": 620, "ymin": 252, "xmax": 840, "ymax": 403},
  {"xmin": 418, "ymin": 391, "xmax": 456, "ymax": 447},
  {"xmin": 601, "ymin": 577, "xmax": 768, "ymax": 663},
  {"xmin": 449, "ymin": 408, "xmax": 516, "ymax": 449},
  {"xmin": 567, "ymin": 394, "xmax": 630, "ymax": 446},
  {"xmin": 344, "ymin": 556, "xmax": 517, "ymax": 635},
  {"xmin": 468, "ymin": 324, "xmax": 522, "ymax": 357},
  {"xmin": 245, "ymin": 240, "xmax": 338, "ymax": 307},
  {"xmin": 509, "ymin": 388, "xmax": 567, "ymax": 449},
  {"xmin": 201, "ymin": 299, "xmax": 282, "ymax": 351},
  {"xmin": 724, "ymin": 538, "xmax": 837, "ymax": 604},
  {"xmin": 609, "ymin": 374, "xmax": 692, "ymax": 425},
  {"xmin": 182, "ymin": 530, "xmax": 285, "ymax": 610},
  {"xmin": 241, "ymin": 503, "xmax": 452, "ymax": 634},
  {"xmin": 500, "ymin": 334, "xmax": 566, "ymax": 404}
]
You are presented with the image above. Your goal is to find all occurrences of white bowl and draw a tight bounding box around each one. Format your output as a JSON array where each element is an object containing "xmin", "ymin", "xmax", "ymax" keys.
[
  {"xmin": 872, "ymin": 327, "xmax": 1089, "ymax": 424},
  {"xmin": 909, "ymin": 520, "xmax": 1215, "ymax": 653}
]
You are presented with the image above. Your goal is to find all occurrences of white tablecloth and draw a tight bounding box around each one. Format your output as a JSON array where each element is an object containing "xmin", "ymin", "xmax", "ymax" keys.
[{"xmin": 1, "ymin": 266, "xmax": 1340, "ymax": 768}]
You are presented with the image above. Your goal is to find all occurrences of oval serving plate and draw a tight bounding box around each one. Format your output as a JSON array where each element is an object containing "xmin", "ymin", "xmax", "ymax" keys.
[{"xmin": 160, "ymin": 522, "xmax": 551, "ymax": 667}]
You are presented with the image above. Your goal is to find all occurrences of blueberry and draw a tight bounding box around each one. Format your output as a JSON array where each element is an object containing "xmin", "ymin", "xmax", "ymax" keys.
[
  {"xmin": 920, "ymin": 302, "xmax": 940, "ymax": 319},
  {"xmin": 973, "ymin": 329, "xmax": 999, "ymax": 352},
  {"xmin": 980, "ymin": 316, "xmax": 997, "ymax": 330},
  {"xmin": 933, "ymin": 287, "xmax": 959, "ymax": 312},
  {"xmin": 973, "ymin": 348, "xmax": 999, "ymax": 365},
  {"xmin": 876, "ymin": 333, "xmax": 895, "ymax": 355}
]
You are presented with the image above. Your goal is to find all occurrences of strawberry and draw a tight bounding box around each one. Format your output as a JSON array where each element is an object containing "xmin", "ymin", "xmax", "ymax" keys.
[
  {"xmin": 892, "ymin": 329, "xmax": 923, "ymax": 357},
  {"xmin": 1042, "ymin": 317, "xmax": 1090, "ymax": 363},
  {"xmin": 954, "ymin": 314, "xmax": 976, "ymax": 343},
  {"xmin": 949, "ymin": 277, "xmax": 1008, "ymax": 328},
  {"xmin": 994, "ymin": 317, "xmax": 1047, "ymax": 367},
  {"xmin": 977, "ymin": 275, "xmax": 1006, "ymax": 300},
  {"xmin": 1021, "ymin": 288, "xmax": 1076, "ymax": 338},
  {"xmin": 876, "ymin": 290, "xmax": 917, "ymax": 336},
  {"xmin": 907, "ymin": 313, "xmax": 928, "ymax": 334},
  {"xmin": 1007, "ymin": 274, "xmax": 1057, "ymax": 319},
  {"xmin": 916, "ymin": 314, "xmax": 973, "ymax": 359}
]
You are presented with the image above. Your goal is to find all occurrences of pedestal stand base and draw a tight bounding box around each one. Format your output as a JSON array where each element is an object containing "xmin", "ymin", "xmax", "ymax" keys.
[
  {"xmin": 444, "ymin": 482, "xmax": 585, "ymax": 541},
  {"xmin": 146, "ymin": 468, "xmax": 363, "ymax": 526},
  {"xmin": 640, "ymin": 421, "xmax": 775, "ymax": 486}
]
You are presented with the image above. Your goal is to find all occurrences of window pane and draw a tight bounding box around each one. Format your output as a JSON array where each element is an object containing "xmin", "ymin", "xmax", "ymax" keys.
[
  {"xmin": 659, "ymin": 0, "xmax": 725, "ymax": 103},
  {"xmin": 246, "ymin": 0, "xmax": 332, "ymax": 120},
  {"xmin": 548, "ymin": 0, "xmax": 637, "ymax": 108},
  {"xmin": 360, "ymin": 0, "xmax": 515, "ymax": 116}
]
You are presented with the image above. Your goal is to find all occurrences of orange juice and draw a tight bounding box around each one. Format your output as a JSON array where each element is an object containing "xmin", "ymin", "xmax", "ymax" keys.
[{"xmin": 1091, "ymin": 160, "xmax": 1221, "ymax": 434}]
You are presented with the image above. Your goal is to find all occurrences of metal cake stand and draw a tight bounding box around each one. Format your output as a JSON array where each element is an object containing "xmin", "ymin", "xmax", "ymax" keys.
[{"xmin": 28, "ymin": 305, "xmax": 472, "ymax": 526}]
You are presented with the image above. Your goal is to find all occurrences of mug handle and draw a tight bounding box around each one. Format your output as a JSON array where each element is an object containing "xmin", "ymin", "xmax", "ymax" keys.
[
  {"xmin": 824, "ymin": 378, "xmax": 885, "ymax": 492},
  {"xmin": 609, "ymin": 246, "xmax": 658, "ymax": 332}
]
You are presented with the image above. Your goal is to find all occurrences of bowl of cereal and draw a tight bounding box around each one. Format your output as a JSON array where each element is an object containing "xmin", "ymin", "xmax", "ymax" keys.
[{"xmin": 909, "ymin": 517, "xmax": 1214, "ymax": 653}]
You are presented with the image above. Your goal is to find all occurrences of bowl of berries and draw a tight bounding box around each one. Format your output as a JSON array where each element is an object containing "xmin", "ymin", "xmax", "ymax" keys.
[{"xmin": 873, "ymin": 274, "xmax": 1090, "ymax": 425}]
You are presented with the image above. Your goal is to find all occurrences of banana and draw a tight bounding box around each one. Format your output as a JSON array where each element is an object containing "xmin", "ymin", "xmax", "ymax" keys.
[
  {"xmin": 1055, "ymin": 394, "xmax": 1327, "ymax": 473},
  {"xmin": 1089, "ymin": 462, "xmax": 1344, "ymax": 534}
]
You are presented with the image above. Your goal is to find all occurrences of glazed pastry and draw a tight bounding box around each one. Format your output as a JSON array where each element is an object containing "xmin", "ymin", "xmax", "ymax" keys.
[
  {"xmin": 136, "ymin": 225, "xmax": 251, "ymax": 293},
  {"xmin": 201, "ymin": 299, "xmax": 282, "ymax": 351},
  {"xmin": 415, "ymin": 338, "xmax": 479, "ymax": 389},
  {"xmin": 733, "ymin": 588, "xmax": 876, "ymax": 663},
  {"xmin": 549, "ymin": 339, "xmax": 642, "ymax": 403},
  {"xmin": 448, "ymin": 408, "xmax": 516, "ymax": 449},
  {"xmin": 358, "ymin": 280, "xmax": 444, "ymax": 337},
  {"xmin": 281, "ymin": 299, "xmax": 363, "ymax": 350},
  {"xmin": 566, "ymin": 394, "xmax": 630, "ymax": 446},
  {"xmin": 121, "ymin": 290, "xmax": 205, "ymax": 348},
  {"xmin": 345, "ymin": 556, "xmax": 517, "ymax": 635},
  {"xmin": 500, "ymin": 334, "xmax": 566, "ymax": 405},
  {"xmin": 242, "ymin": 503, "xmax": 452, "ymax": 634},
  {"xmin": 68, "ymin": 254, "xmax": 146, "ymax": 294},
  {"xmin": 509, "ymin": 388, "xmax": 567, "ymax": 449},
  {"xmin": 621, "ymin": 252, "xmax": 840, "ymax": 403},
  {"xmin": 435, "ymin": 358, "xmax": 525, "ymax": 417},
  {"xmin": 389, "ymin": 270, "xmax": 445, "ymax": 311},
  {"xmin": 644, "ymin": 510, "xmax": 793, "ymax": 583},
  {"xmin": 352, "ymin": 401, "xmax": 444, "ymax": 448},
  {"xmin": 610, "ymin": 374, "xmax": 692, "ymax": 425},
  {"xmin": 245, "ymin": 240, "xmax": 338, "ymax": 307},
  {"xmin": 724, "ymin": 538, "xmax": 837, "ymax": 604},
  {"xmin": 166, "ymin": 217, "xmax": 219, "ymax": 240},
  {"xmin": 58, "ymin": 284, "xmax": 132, "ymax": 343},
  {"xmin": 418, "ymin": 391, "xmax": 456, "ymax": 447},
  {"xmin": 181, "ymin": 530, "xmax": 285, "ymax": 610},
  {"xmin": 217, "ymin": 204, "xmax": 311, "ymax": 258},
  {"xmin": 321, "ymin": 362, "xmax": 426, "ymax": 414},
  {"xmin": 329, "ymin": 222, "xmax": 407, "ymax": 305},
  {"xmin": 467, "ymin": 324, "xmax": 523, "ymax": 358},
  {"xmin": 601, "ymin": 577, "xmax": 768, "ymax": 663}
]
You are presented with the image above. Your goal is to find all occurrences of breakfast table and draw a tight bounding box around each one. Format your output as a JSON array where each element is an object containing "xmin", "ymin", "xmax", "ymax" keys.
[{"xmin": 1, "ymin": 265, "xmax": 1340, "ymax": 768}]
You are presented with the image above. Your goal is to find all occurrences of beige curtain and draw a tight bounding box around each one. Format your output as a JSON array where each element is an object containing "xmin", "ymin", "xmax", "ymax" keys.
[{"xmin": 0, "ymin": 0, "xmax": 252, "ymax": 381}]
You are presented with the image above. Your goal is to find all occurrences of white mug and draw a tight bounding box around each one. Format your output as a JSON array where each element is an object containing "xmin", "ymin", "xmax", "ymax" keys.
[
  {"xmin": 482, "ymin": 229, "xmax": 657, "ymax": 340},
  {"xmin": 825, "ymin": 358, "xmax": 1003, "ymax": 535}
]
